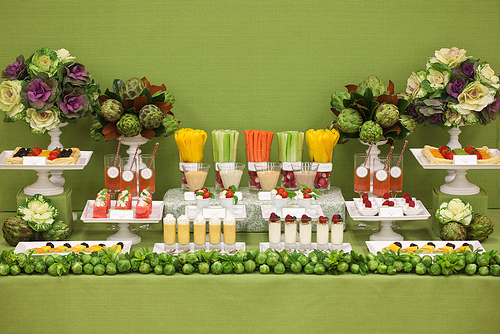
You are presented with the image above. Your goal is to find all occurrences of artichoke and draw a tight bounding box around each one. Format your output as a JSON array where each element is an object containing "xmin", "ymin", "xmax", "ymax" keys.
[
  {"xmin": 41, "ymin": 220, "xmax": 72, "ymax": 241},
  {"xmin": 90, "ymin": 120, "xmax": 106, "ymax": 142},
  {"xmin": 399, "ymin": 114, "xmax": 418, "ymax": 133},
  {"xmin": 357, "ymin": 75, "xmax": 387, "ymax": 97},
  {"xmin": 100, "ymin": 99, "xmax": 123, "ymax": 122},
  {"xmin": 2, "ymin": 215, "xmax": 35, "ymax": 246},
  {"xmin": 116, "ymin": 114, "xmax": 143, "ymax": 137},
  {"xmin": 120, "ymin": 77, "xmax": 146, "ymax": 100},
  {"xmin": 374, "ymin": 103, "xmax": 399, "ymax": 128},
  {"xmin": 139, "ymin": 104, "xmax": 164, "ymax": 129},
  {"xmin": 161, "ymin": 114, "xmax": 179, "ymax": 137},
  {"xmin": 359, "ymin": 120, "xmax": 383, "ymax": 143},
  {"xmin": 337, "ymin": 108, "xmax": 363, "ymax": 134},
  {"xmin": 441, "ymin": 222, "xmax": 467, "ymax": 241},
  {"xmin": 467, "ymin": 214, "xmax": 494, "ymax": 241},
  {"xmin": 328, "ymin": 114, "xmax": 340, "ymax": 131},
  {"xmin": 330, "ymin": 91, "xmax": 349, "ymax": 111}
]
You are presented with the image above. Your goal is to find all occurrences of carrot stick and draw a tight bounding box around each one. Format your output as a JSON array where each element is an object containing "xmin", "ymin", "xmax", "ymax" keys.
[
  {"xmin": 256, "ymin": 131, "xmax": 262, "ymax": 161},
  {"xmin": 244, "ymin": 130, "xmax": 249, "ymax": 161},
  {"xmin": 248, "ymin": 130, "xmax": 254, "ymax": 162}
]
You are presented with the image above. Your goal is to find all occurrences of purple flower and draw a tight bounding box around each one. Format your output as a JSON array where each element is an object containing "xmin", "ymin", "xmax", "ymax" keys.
[
  {"xmin": 462, "ymin": 62, "xmax": 475, "ymax": 78},
  {"xmin": 481, "ymin": 96, "xmax": 500, "ymax": 124},
  {"xmin": 20, "ymin": 74, "xmax": 60, "ymax": 112},
  {"xmin": 429, "ymin": 113, "xmax": 444, "ymax": 125},
  {"xmin": 1, "ymin": 55, "xmax": 27, "ymax": 80},
  {"xmin": 62, "ymin": 63, "xmax": 90, "ymax": 86},
  {"xmin": 446, "ymin": 79, "xmax": 466, "ymax": 98},
  {"xmin": 59, "ymin": 87, "xmax": 90, "ymax": 119}
]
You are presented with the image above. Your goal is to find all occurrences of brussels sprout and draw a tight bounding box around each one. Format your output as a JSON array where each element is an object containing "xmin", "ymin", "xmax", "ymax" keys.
[
  {"xmin": 478, "ymin": 266, "xmax": 490, "ymax": 276},
  {"xmin": 211, "ymin": 252, "xmax": 221, "ymax": 263},
  {"xmin": 465, "ymin": 263, "xmax": 477, "ymax": 276},
  {"xmin": 259, "ymin": 264, "xmax": 270, "ymax": 274},
  {"xmin": 71, "ymin": 262, "xmax": 83, "ymax": 275},
  {"xmin": 384, "ymin": 256, "xmax": 395, "ymax": 266},
  {"xmin": 186, "ymin": 253, "xmax": 198, "ymax": 265},
  {"xmin": 393, "ymin": 261, "xmax": 404, "ymax": 272},
  {"xmin": 234, "ymin": 262, "xmax": 245, "ymax": 274},
  {"xmin": 149, "ymin": 255, "xmax": 160, "ymax": 268},
  {"xmin": 368, "ymin": 260, "xmax": 379, "ymax": 272},
  {"xmin": 297, "ymin": 254, "xmax": 309, "ymax": 267},
  {"xmin": 117, "ymin": 259, "xmax": 131, "ymax": 273},
  {"xmin": 255, "ymin": 252, "xmax": 267, "ymax": 265},
  {"xmin": 350, "ymin": 263, "xmax": 360, "ymax": 274},
  {"xmin": 83, "ymin": 263, "xmax": 94, "ymax": 275},
  {"xmin": 24, "ymin": 263, "xmax": 35, "ymax": 274},
  {"xmin": 211, "ymin": 262, "xmax": 223, "ymax": 275},
  {"xmin": 377, "ymin": 263, "xmax": 388, "ymax": 274},
  {"xmin": 290, "ymin": 261, "xmax": 302, "ymax": 273},
  {"xmin": 130, "ymin": 258, "xmax": 141, "ymax": 272},
  {"xmin": 266, "ymin": 253, "xmax": 280, "ymax": 267},
  {"xmin": 100, "ymin": 258, "xmax": 110, "ymax": 267},
  {"xmin": 222, "ymin": 263, "xmax": 234, "ymax": 274},
  {"xmin": 158, "ymin": 253, "xmax": 170, "ymax": 264},
  {"xmin": 476, "ymin": 255, "xmax": 489, "ymax": 267},
  {"xmin": 171, "ymin": 257, "xmax": 181, "ymax": 270},
  {"xmin": 410, "ymin": 255, "xmax": 422, "ymax": 267},
  {"xmin": 247, "ymin": 249, "xmax": 259, "ymax": 261},
  {"xmin": 139, "ymin": 262, "xmax": 151, "ymax": 274},
  {"xmin": 304, "ymin": 263, "xmax": 315, "ymax": 274},
  {"xmin": 244, "ymin": 260, "xmax": 256, "ymax": 273},
  {"xmin": 178, "ymin": 252, "xmax": 188, "ymax": 265},
  {"xmin": 198, "ymin": 262, "xmax": 210, "ymax": 274},
  {"xmin": 94, "ymin": 264, "xmax": 106, "ymax": 276},
  {"xmin": 81, "ymin": 254, "xmax": 92, "ymax": 265},
  {"xmin": 234, "ymin": 249, "xmax": 247, "ymax": 262},
  {"xmin": 182, "ymin": 263, "xmax": 195, "ymax": 275},
  {"xmin": 464, "ymin": 251, "xmax": 476, "ymax": 264},
  {"xmin": 428, "ymin": 263, "xmax": 441, "ymax": 276},
  {"xmin": 47, "ymin": 263, "xmax": 59, "ymax": 276},
  {"xmin": 16, "ymin": 253, "xmax": 27, "ymax": 267},
  {"xmin": 35, "ymin": 261, "xmax": 47, "ymax": 274},
  {"xmin": 421, "ymin": 255, "xmax": 432, "ymax": 267},
  {"xmin": 342, "ymin": 253, "xmax": 352, "ymax": 264},
  {"xmin": 274, "ymin": 262, "xmax": 286, "ymax": 274},
  {"xmin": 403, "ymin": 262, "xmax": 413, "ymax": 273},
  {"xmin": 90, "ymin": 257, "xmax": 100, "ymax": 266},
  {"xmin": 308, "ymin": 252, "xmax": 318, "ymax": 263},
  {"xmin": 454, "ymin": 258, "xmax": 466, "ymax": 272},
  {"xmin": 8, "ymin": 263, "xmax": 21, "ymax": 276},
  {"xmin": 441, "ymin": 266, "xmax": 453, "ymax": 276},
  {"xmin": 386, "ymin": 265, "xmax": 397, "ymax": 275},
  {"xmin": 313, "ymin": 263, "xmax": 326, "ymax": 275},
  {"xmin": 0, "ymin": 263, "xmax": 10, "ymax": 276},
  {"xmin": 44, "ymin": 256, "xmax": 55, "ymax": 266},
  {"xmin": 163, "ymin": 263, "xmax": 176, "ymax": 275},
  {"xmin": 490, "ymin": 264, "xmax": 500, "ymax": 276},
  {"xmin": 494, "ymin": 254, "xmax": 500, "ymax": 265}
]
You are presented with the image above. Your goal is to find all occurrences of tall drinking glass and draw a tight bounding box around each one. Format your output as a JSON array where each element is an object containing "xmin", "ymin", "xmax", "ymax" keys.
[
  {"xmin": 120, "ymin": 157, "xmax": 138, "ymax": 197},
  {"xmin": 389, "ymin": 155, "xmax": 403, "ymax": 197},
  {"xmin": 373, "ymin": 156, "xmax": 390, "ymax": 198},
  {"xmin": 139, "ymin": 154, "xmax": 155, "ymax": 194},
  {"xmin": 354, "ymin": 154, "xmax": 370, "ymax": 195},
  {"xmin": 104, "ymin": 154, "xmax": 121, "ymax": 195}
]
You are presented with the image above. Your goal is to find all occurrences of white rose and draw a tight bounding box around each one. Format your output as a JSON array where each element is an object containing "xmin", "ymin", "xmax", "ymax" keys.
[
  {"xmin": 0, "ymin": 80, "xmax": 24, "ymax": 118},
  {"xmin": 426, "ymin": 68, "xmax": 450, "ymax": 90},
  {"xmin": 406, "ymin": 70, "xmax": 427, "ymax": 99},
  {"xmin": 25, "ymin": 107, "xmax": 60, "ymax": 134},
  {"xmin": 56, "ymin": 48, "xmax": 75, "ymax": 62},
  {"xmin": 433, "ymin": 47, "xmax": 468, "ymax": 68},
  {"xmin": 457, "ymin": 81, "xmax": 495, "ymax": 112},
  {"xmin": 476, "ymin": 63, "xmax": 500, "ymax": 89}
]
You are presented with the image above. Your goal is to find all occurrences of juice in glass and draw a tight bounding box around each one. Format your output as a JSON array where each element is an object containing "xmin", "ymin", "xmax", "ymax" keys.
[
  {"xmin": 389, "ymin": 155, "xmax": 403, "ymax": 196},
  {"xmin": 209, "ymin": 215, "xmax": 221, "ymax": 249},
  {"xmin": 354, "ymin": 154, "xmax": 370, "ymax": 194},
  {"xmin": 139, "ymin": 154, "xmax": 156, "ymax": 194},
  {"xmin": 193, "ymin": 215, "xmax": 206, "ymax": 250},
  {"xmin": 373, "ymin": 169, "xmax": 390, "ymax": 197},
  {"xmin": 120, "ymin": 157, "xmax": 138, "ymax": 197},
  {"xmin": 177, "ymin": 215, "xmax": 190, "ymax": 251},
  {"xmin": 223, "ymin": 216, "xmax": 236, "ymax": 251}
]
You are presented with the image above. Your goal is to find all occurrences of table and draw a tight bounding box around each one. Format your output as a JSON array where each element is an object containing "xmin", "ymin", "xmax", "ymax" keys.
[
  {"xmin": 163, "ymin": 187, "xmax": 346, "ymax": 232},
  {"xmin": 0, "ymin": 210, "xmax": 499, "ymax": 333}
]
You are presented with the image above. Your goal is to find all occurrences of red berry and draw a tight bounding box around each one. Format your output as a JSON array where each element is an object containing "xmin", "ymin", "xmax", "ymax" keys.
[
  {"xmin": 362, "ymin": 193, "xmax": 369, "ymax": 200},
  {"xmin": 277, "ymin": 187, "xmax": 285, "ymax": 193},
  {"xmin": 303, "ymin": 193, "xmax": 311, "ymax": 199},
  {"xmin": 409, "ymin": 200, "xmax": 415, "ymax": 208},
  {"xmin": 383, "ymin": 193, "xmax": 390, "ymax": 199},
  {"xmin": 182, "ymin": 177, "xmax": 187, "ymax": 184},
  {"xmin": 388, "ymin": 201, "xmax": 395, "ymax": 207},
  {"xmin": 300, "ymin": 214, "xmax": 309, "ymax": 223},
  {"xmin": 365, "ymin": 201, "xmax": 372, "ymax": 208},
  {"xmin": 269, "ymin": 212, "xmax": 279, "ymax": 222},
  {"xmin": 285, "ymin": 214, "xmax": 294, "ymax": 223},
  {"xmin": 281, "ymin": 191, "xmax": 288, "ymax": 199},
  {"xmin": 403, "ymin": 192, "xmax": 410, "ymax": 198},
  {"xmin": 406, "ymin": 197, "xmax": 412, "ymax": 203},
  {"xmin": 305, "ymin": 188, "xmax": 312, "ymax": 193},
  {"xmin": 473, "ymin": 151, "xmax": 482, "ymax": 160},
  {"xmin": 284, "ymin": 182, "xmax": 291, "ymax": 188},
  {"xmin": 225, "ymin": 192, "xmax": 233, "ymax": 198},
  {"xmin": 201, "ymin": 187, "xmax": 208, "ymax": 193},
  {"xmin": 382, "ymin": 200, "xmax": 390, "ymax": 206},
  {"xmin": 48, "ymin": 156, "xmax": 57, "ymax": 160},
  {"xmin": 318, "ymin": 178, "xmax": 328, "ymax": 188},
  {"xmin": 202, "ymin": 192, "xmax": 210, "ymax": 199},
  {"xmin": 318, "ymin": 216, "xmax": 327, "ymax": 224},
  {"xmin": 331, "ymin": 214, "xmax": 340, "ymax": 223}
]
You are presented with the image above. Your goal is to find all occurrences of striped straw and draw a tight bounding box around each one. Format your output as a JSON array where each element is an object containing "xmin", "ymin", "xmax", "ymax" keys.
[
  {"xmin": 130, "ymin": 146, "xmax": 140, "ymax": 171},
  {"xmin": 363, "ymin": 142, "xmax": 374, "ymax": 167},
  {"xmin": 383, "ymin": 146, "xmax": 395, "ymax": 170},
  {"xmin": 396, "ymin": 140, "xmax": 408, "ymax": 167},
  {"xmin": 113, "ymin": 138, "xmax": 122, "ymax": 167},
  {"xmin": 149, "ymin": 142, "xmax": 159, "ymax": 168}
]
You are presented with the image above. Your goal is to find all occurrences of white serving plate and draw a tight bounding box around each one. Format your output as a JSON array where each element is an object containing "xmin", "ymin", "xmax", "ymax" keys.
[
  {"xmin": 365, "ymin": 240, "xmax": 484, "ymax": 257},
  {"xmin": 410, "ymin": 148, "xmax": 500, "ymax": 170},
  {"xmin": 152, "ymin": 242, "xmax": 245, "ymax": 255},
  {"xmin": 346, "ymin": 201, "xmax": 430, "ymax": 221},
  {"xmin": 184, "ymin": 205, "xmax": 247, "ymax": 219},
  {"xmin": 14, "ymin": 240, "xmax": 132, "ymax": 255},
  {"xmin": 259, "ymin": 242, "xmax": 352, "ymax": 254},
  {"xmin": 81, "ymin": 200, "xmax": 164, "ymax": 224},
  {"xmin": 261, "ymin": 204, "xmax": 324, "ymax": 219},
  {"xmin": 0, "ymin": 150, "xmax": 93, "ymax": 170}
]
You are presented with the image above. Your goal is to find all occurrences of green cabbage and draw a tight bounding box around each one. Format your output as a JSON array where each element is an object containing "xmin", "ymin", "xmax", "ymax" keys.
[
  {"xmin": 17, "ymin": 194, "xmax": 58, "ymax": 232},
  {"xmin": 435, "ymin": 198, "xmax": 473, "ymax": 226}
]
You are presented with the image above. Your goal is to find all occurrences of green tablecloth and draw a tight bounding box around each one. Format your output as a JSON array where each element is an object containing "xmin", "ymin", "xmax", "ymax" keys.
[{"xmin": 0, "ymin": 211, "xmax": 499, "ymax": 333}]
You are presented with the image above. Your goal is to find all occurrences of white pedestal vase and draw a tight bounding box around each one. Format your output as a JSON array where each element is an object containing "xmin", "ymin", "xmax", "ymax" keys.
[
  {"xmin": 48, "ymin": 122, "xmax": 68, "ymax": 187},
  {"xmin": 445, "ymin": 126, "xmax": 462, "ymax": 184}
]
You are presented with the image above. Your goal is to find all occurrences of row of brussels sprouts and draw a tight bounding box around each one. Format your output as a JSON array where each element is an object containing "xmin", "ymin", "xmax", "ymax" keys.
[{"xmin": 1, "ymin": 248, "xmax": 499, "ymax": 276}]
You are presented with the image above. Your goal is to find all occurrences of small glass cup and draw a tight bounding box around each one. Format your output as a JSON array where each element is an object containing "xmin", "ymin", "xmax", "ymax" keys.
[
  {"xmin": 138, "ymin": 154, "xmax": 155, "ymax": 194},
  {"xmin": 316, "ymin": 219, "xmax": 329, "ymax": 251},
  {"xmin": 104, "ymin": 154, "xmax": 121, "ymax": 196},
  {"xmin": 120, "ymin": 156, "xmax": 138, "ymax": 197},
  {"xmin": 247, "ymin": 149, "xmax": 271, "ymax": 190},
  {"xmin": 278, "ymin": 148, "xmax": 303, "ymax": 191},
  {"xmin": 255, "ymin": 162, "xmax": 281, "ymax": 191},
  {"xmin": 163, "ymin": 215, "xmax": 176, "ymax": 252},
  {"xmin": 354, "ymin": 154, "xmax": 370, "ymax": 195},
  {"xmin": 218, "ymin": 162, "xmax": 245, "ymax": 190},
  {"xmin": 331, "ymin": 221, "xmax": 344, "ymax": 250},
  {"xmin": 182, "ymin": 163, "xmax": 210, "ymax": 192},
  {"xmin": 193, "ymin": 216, "xmax": 207, "ymax": 251},
  {"xmin": 268, "ymin": 219, "xmax": 281, "ymax": 250},
  {"xmin": 299, "ymin": 219, "xmax": 312, "ymax": 250},
  {"xmin": 373, "ymin": 156, "xmax": 390, "ymax": 198},
  {"xmin": 213, "ymin": 149, "xmax": 237, "ymax": 190},
  {"xmin": 308, "ymin": 149, "xmax": 333, "ymax": 191},
  {"xmin": 284, "ymin": 218, "xmax": 297, "ymax": 250},
  {"xmin": 208, "ymin": 216, "xmax": 222, "ymax": 250},
  {"xmin": 177, "ymin": 218, "xmax": 190, "ymax": 252},
  {"xmin": 223, "ymin": 217, "xmax": 236, "ymax": 252},
  {"xmin": 389, "ymin": 155, "xmax": 403, "ymax": 197},
  {"xmin": 179, "ymin": 149, "xmax": 205, "ymax": 190},
  {"xmin": 292, "ymin": 162, "xmax": 319, "ymax": 190}
]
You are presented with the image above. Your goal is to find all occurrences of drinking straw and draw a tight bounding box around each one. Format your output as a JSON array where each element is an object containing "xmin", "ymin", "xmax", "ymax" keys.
[
  {"xmin": 149, "ymin": 142, "xmax": 159, "ymax": 168},
  {"xmin": 113, "ymin": 138, "xmax": 122, "ymax": 167},
  {"xmin": 396, "ymin": 140, "xmax": 408, "ymax": 167},
  {"xmin": 363, "ymin": 142, "xmax": 374, "ymax": 167},
  {"xmin": 383, "ymin": 146, "xmax": 395, "ymax": 170},
  {"xmin": 130, "ymin": 146, "xmax": 140, "ymax": 171}
]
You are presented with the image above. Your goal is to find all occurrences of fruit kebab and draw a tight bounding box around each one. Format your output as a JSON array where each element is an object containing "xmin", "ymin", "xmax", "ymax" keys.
[
  {"xmin": 305, "ymin": 129, "xmax": 340, "ymax": 190},
  {"xmin": 276, "ymin": 131, "xmax": 304, "ymax": 190},
  {"xmin": 175, "ymin": 128, "xmax": 208, "ymax": 189},
  {"xmin": 212, "ymin": 129, "xmax": 239, "ymax": 189},
  {"xmin": 244, "ymin": 130, "xmax": 274, "ymax": 190}
]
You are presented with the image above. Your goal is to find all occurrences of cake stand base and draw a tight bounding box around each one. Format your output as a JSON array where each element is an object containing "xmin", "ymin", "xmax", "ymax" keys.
[
  {"xmin": 24, "ymin": 170, "xmax": 64, "ymax": 196},
  {"xmin": 107, "ymin": 223, "xmax": 141, "ymax": 245},
  {"xmin": 439, "ymin": 169, "xmax": 480, "ymax": 195},
  {"xmin": 369, "ymin": 220, "xmax": 403, "ymax": 241}
]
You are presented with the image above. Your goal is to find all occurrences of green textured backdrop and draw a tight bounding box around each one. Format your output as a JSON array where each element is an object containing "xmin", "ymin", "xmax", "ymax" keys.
[{"xmin": 0, "ymin": 0, "xmax": 499, "ymax": 213}]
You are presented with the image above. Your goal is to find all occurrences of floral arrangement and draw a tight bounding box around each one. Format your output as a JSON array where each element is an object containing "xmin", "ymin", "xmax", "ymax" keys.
[
  {"xmin": 91, "ymin": 77, "xmax": 179, "ymax": 141},
  {"xmin": 406, "ymin": 47, "xmax": 500, "ymax": 128},
  {"xmin": 329, "ymin": 75, "xmax": 416, "ymax": 144},
  {"xmin": 436, "ymin": 198, "xmax": 474, "ymax": 226},
  {"xmin": 17, "ymin": 194, "xmax": 58, "ymax": 232},
  {"xmin": 0, "ymin": 47, "xmax": 99, "ymax": 134}
]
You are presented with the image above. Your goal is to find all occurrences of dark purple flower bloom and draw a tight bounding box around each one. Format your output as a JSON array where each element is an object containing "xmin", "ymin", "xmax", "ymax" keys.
[
  {"xmin": 20, "ymin": 74, "xmax": 60, "ymax": 112},
  {"xmin": 481, "ymin": 96, "xmax": 500, "ymax": 124},
  {"xmin": 62, "ymin": 63, "xmax": 90, "ymax": 86},
  {"xmin": 462, "ymin": 62, "xmax": 475, "ymax": 78},
  {"xmin": 446, "ymin": 79, "xmax": 466, "ymax": 98},
  {"xmin": 452, "ymin": 69, "xmax": 462, "ymax": 74},
  {"xmin": 59, "ymin": 87, "xmax": 90, "ymax": 119},
  {"xmin": 429, "ymin": 113, "xmax": 444, "ymax": 125},
  {"xmin": 1, "ymin": 55, "xmax": 27, "ymax": 80}
]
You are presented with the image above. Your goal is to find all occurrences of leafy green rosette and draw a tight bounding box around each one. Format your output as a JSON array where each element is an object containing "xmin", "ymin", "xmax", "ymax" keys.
[
  {"xmin": 17, "ymin": 194, "xmax": 58, "ymax": 232},
  {"xmin": 435, "ymin": 198, "xmax": 474, "ymax": 226}
]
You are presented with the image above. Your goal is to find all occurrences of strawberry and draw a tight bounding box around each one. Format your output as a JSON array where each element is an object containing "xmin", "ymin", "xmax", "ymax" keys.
[
  {"xmin": 472, "ymin": 151, "xmax": 482, "ymax": 160},
  {"xmin": 303, "ymin": 193, "xmax": 311, "ymax": 199},
  {"xmin": 280, "ymin": 191, "xmax": 288, "ymax": 199},
  {"xmin": 225, "ymin": 192, "xmax": 234, "ymax": 198},
  {"xmin": 403, "ymin": 192, "xmax": 410, "ymax": 199},
  {"xmin": 464, "ymin": 146, "xmax": 475, "ymax": 154},
  {"xmin": 406, "ymin": 196, "xmax": 412, "ymax": 204},
  {"xmin": 269, "ymin": 212, "xmax": 279, "ymax": 222},
  {"xmin": 382, "ymin": 200, "xmax": 390, "ymax": 206},
  {"xmin": 276, "ymin": 187, "xmax": 285, "ymax": 193},
  {"xmin": 388, "ymin": 201, "xmax": 395, "ymax": 207},
  {"xmin": 318, "ymin": 216, "xmax": 327, "ymax": 224},
  {"xmin": 439, "ymin": 145, "xmax": 451, "ymax": 155},
  {"xmin": 365, "ymin": 201, "xmax": 372, "ymax": 208},
  {"xmin": 48, "ymin": 156, "xmax": 57, "ymax": 161},
  {"xmin": 300, "ymin": 214, "xmax": 309, "ymax": 223},
  {"xmin": 409, "ymin": 200, "xmax": 415, "ymax": 208},
  {"xmin": 304, "ymin": 187, "xmax": 312, "ymax": 193},
  {"xmin": 285, "ymin": 214, "xmax": 294, "ymax": 223},
  {"xmin": 362, "ymin": 193, "xmax": 369, "ymax": 200},
  {"xmin": 32, "ymin": 147, "xmax": 42, "ymax": 156},
  {"xmin": 202, "ymin": 192, "xmax": 210, "ymax": 199},
  {"xmin": 383, "ymin": 193, "xmax": 390, "ymax": 200},
  {"xmin": 331, "ymin": 214, "xmax": 340, "ymax": 223}
]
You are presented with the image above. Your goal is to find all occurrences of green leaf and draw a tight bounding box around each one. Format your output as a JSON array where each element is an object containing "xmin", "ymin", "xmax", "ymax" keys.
[
  {"xmin": 420, "ymin": 79, "xmax": 433, "ymax": 93},
  {"xmin": 397, "ymin": 98, "xmax": 410, "ymax": 113},
  {"xmin": 140, "ymin": 88, "xmax": 153, "ymax": 104},
  {"xmin": 104, "ymin": 88, "xmax": 122, "ymax": 102},
  {"xmin": 112, "ymin": 79, "xmax": 124, "ymax": 94}
]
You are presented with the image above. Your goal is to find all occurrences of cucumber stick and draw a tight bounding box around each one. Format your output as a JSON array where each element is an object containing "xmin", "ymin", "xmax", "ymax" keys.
[{"xmin": 277, "ymin": 131, "xmax": 304, "ymax": 162}]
